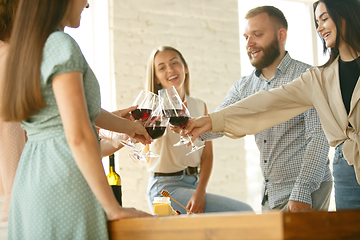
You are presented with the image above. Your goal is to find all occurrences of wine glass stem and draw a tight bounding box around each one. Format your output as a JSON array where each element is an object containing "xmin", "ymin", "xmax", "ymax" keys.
[
  {"xmin": 180, "ymin": 129, "xmax": 188, "ymax": 143},
  {"xmin": 187, "ymin": 135, "xmax": 195, "ymax": 148}
]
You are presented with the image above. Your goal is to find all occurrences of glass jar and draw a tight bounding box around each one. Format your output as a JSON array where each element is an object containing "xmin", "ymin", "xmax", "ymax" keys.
[{"xmin": 153, "ymin": 197, "xmax": 172, "ymax": 216}]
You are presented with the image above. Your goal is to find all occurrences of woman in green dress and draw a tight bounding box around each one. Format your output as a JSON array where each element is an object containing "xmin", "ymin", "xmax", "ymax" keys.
[{"xmin": 0, "ymin": 0, "xmax": 153, "ymax": 239}]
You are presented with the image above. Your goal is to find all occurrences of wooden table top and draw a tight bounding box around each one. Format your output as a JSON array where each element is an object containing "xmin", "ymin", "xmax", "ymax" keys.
[{"xmin": 108, "ymin": 210, "xmax": 360, "ymax": 240}]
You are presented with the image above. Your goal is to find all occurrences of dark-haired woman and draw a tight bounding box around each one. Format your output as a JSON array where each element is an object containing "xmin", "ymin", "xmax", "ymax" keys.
[{"xmin": 186, "ymin": 0, "xmax": 360, "ymax": 211}]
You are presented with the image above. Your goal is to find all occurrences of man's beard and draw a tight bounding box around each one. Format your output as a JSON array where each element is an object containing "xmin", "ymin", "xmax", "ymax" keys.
[{"xmin": 248, "ymin": 35, "xmax": 280, "ymax": 70}]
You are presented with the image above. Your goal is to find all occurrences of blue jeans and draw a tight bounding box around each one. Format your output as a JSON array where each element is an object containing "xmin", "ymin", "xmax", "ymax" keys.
[
  {"xmin": 333, "ymin": 144, "xmax": 360, "ymax": 210},
  {"xmin": 147, "ymin": 174, "xmax": 254, "ymax": 214}
]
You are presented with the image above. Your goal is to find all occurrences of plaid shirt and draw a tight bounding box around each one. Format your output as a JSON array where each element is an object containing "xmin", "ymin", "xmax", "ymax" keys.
[{"xmin": 201, "ymin": 52, "xmax": 333, "ymax": 208}]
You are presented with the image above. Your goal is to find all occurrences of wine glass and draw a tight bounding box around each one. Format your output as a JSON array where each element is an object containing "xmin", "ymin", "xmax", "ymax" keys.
[
  {"xmin": 129, "ymin": 101, "xmax": 168, "ymax": 162},
  {"xmin": 98, "ymin": 128, "xmax": 128, "ymax": 148},
  {"xmin": 159, "ymin": 86, "xmax": 205, "ymax": 155},
  {"xmin": 131, "ymin": 91, "xmax": 157, "ymax": 121},
  {"xmin": 118, "ymin": 91, "xmax": 157, "ymax": 149},
  {"xmin": 159, "ymin": 87, "xmax": 189, "ymax": 146}
]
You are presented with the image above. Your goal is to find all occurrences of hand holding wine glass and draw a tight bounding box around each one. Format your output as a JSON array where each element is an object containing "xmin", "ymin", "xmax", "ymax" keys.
[
  {"xmin": 159, "ymin": 86, "xmax": 204, "ymax": 155},
  {"xmin": 97, "ymin": 105, "xmax": 151, "ymax": 147},
  {"xmin": 159, "ymin": 86, "xmax": 188, "ymax": 145},
  {"xmin": 116, "ymin": 91, "xmax": 157, "ymax": 149},
  {"xmin": 111, "ymin": 105, "xmax": 137, "ymax": 121},
  {"xmin": 123, "ymin": 91, "xmax": 159, "ymax": 162},
  {"xmin": 184, "ymin": 115, "xmax": 213, "ymax": 146},
  {"xmin": 125, "ymin": 120, "xmax": 153, "ymax": 145},
  {"xmin": 99, "ymin": 105, "xmax": 137, "ymax": 149},
  {"xmin": 131, "ymin": 91, "xmax": 157, "ymax": 121},
  {"xmin": 129, "ymin": 100, "xmax": 168, "ymax": 162}
]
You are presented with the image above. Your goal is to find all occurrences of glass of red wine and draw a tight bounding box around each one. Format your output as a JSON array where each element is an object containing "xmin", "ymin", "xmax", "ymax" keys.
[
  {"xmin": 159, "ymin": 87, "xmax": 205, "ymax": 155},
  {"xmin": 131, "ymin": 91, "xmax": 157, "ymax": 121},
  {"xmin": 129, "ymin": 103, "xmax": 168, "ymax": 162},
  {"xmin": 118, "ymin": 91, "xmax": 157, "ymax": 149}
]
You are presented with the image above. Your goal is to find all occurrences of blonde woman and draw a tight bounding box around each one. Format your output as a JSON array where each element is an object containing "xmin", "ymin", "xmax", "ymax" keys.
[{"xmin": 144, "ymin": 46, "xmax": 253, "ymax": 214}]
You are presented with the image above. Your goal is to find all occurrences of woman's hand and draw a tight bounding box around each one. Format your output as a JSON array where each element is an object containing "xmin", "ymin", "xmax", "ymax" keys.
[
  {"xmin": 107, "ymin": 207, "xmax": 156, "ymax": 221},
  {"xmin": 96, "ymin": 107, "xmax": 151, "ymax": 145},
  {"xmin": 126, "ymin": 120, "xmax": 152, "ymax": 145},
  {"xmin": 186, "ymin": 191, "xmax": 206, "ymax": 213},
  {"xmin": 169, "ymin": 125, "xmax": 182, "ymax": 134},
  {"xmin": 185, "ymin": 115, "xmax": 213, "ymax": 145}
]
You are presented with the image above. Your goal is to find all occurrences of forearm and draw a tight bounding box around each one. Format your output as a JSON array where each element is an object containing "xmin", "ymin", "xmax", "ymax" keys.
[
  {"xmin": 100, "ymin": 139, "xmax": 124, "ymax": 158},
  {"xmin": 196, "ymin": 141, "xmax": 213, "ymax": 193},
  {"xmin": 290, "ymin": 109, "xmax": 330, "ymax": 205},
  {"xmin": 210, "ymin": 79, "xmax": 314, "ymax": 137},
  {"xmin": 199, "ymin": 131, "xmax": 223, "ymax": 142},
  {"xmin": 291, "ymin": 152, "xmax": 330, "ymax": 205},
  {"xmin": 210, "ymin": 98, "xmax": 311, "ymax": 139},
  {"xmin": 52, "ymin": 72, "xmax": 120, "ymax": 215},
  {"xmin": 94, "ymin": 109, "xmax": 135, "ymax": 135},
  {"xmin": 198, "ymin": 84, "xmax": 240, "ymax": 142},
  {"xmin": 67, "ymin": 130, "xmax": 119, "ymax": 214}
]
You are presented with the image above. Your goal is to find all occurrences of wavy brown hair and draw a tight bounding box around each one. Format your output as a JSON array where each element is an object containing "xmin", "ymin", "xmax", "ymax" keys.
[
  {"xmin": 0, "ymin": 0, "xmax": 19, "ymax": 41},
  {"xmin": 313, "ymin": 0, "xmax": 360, "ymax": 68},
  {"xmin": 146, "ymin": 46, "xmax": 190, "ymax": 96},
  {"xmin": 0, "ymin": 0, "xmax": 69, "ymax": 121}
]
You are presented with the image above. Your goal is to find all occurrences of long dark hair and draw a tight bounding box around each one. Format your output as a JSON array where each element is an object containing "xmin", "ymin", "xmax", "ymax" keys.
[
  {"xmin": 0, "ymin": 0, "xmax": 69, "ymax": 121},
  {"xmin": 313, "ymin": 0, "xmax": 360, "ymax": 68},
  {"xmin": 0, "ymin": 0, "xmax": 19, "ymax": 41}
]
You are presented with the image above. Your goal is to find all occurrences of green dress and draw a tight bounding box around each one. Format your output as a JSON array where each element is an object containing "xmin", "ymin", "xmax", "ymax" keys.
[{"xmin": 8, "ymin": 31, "xmax": 108, "ymax": 239}]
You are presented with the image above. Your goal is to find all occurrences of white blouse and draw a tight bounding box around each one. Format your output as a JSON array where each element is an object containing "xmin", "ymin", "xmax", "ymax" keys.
[{"xmin": 148, "ymin": 95, "xmax": 205, "ymax": 173}]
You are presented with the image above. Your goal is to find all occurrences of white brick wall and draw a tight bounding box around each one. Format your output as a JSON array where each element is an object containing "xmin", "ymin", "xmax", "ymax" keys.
[{"xmin": 108, "ymin": 0, "xmax": 247, "ymax": 212}]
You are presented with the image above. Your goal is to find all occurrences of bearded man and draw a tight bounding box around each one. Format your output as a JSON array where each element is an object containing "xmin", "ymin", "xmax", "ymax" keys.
[{"xmin": 199, "ymin": 6, "xmax": 333, "ymax": 212}]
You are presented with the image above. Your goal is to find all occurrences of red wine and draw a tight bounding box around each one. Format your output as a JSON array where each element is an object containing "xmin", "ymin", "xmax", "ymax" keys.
[
  {"xmin": 146, "ymin": 126, "xmax": 166, "ymax": 139},
  {"xmin": 169, "ymin": 116, "xmax": 189, "ymax": 128},
  {"xmin": 131, "ymin": 109, "xmax": 152, "ymax": 120}
]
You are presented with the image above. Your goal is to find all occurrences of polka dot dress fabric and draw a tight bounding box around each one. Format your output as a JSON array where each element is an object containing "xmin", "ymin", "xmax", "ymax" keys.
[{"xmin": 8, "ymin": 31, "xmax": 107, "ymax": 239}]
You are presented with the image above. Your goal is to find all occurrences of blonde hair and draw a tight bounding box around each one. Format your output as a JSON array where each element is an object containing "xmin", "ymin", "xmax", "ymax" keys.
[
  {"xmin": 0, "ymin": 0, "xmax": 69, "ymax": 121},
  {"xmin": 145, "ymin": 46, "xmax": 190, "ymax": 95}
]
